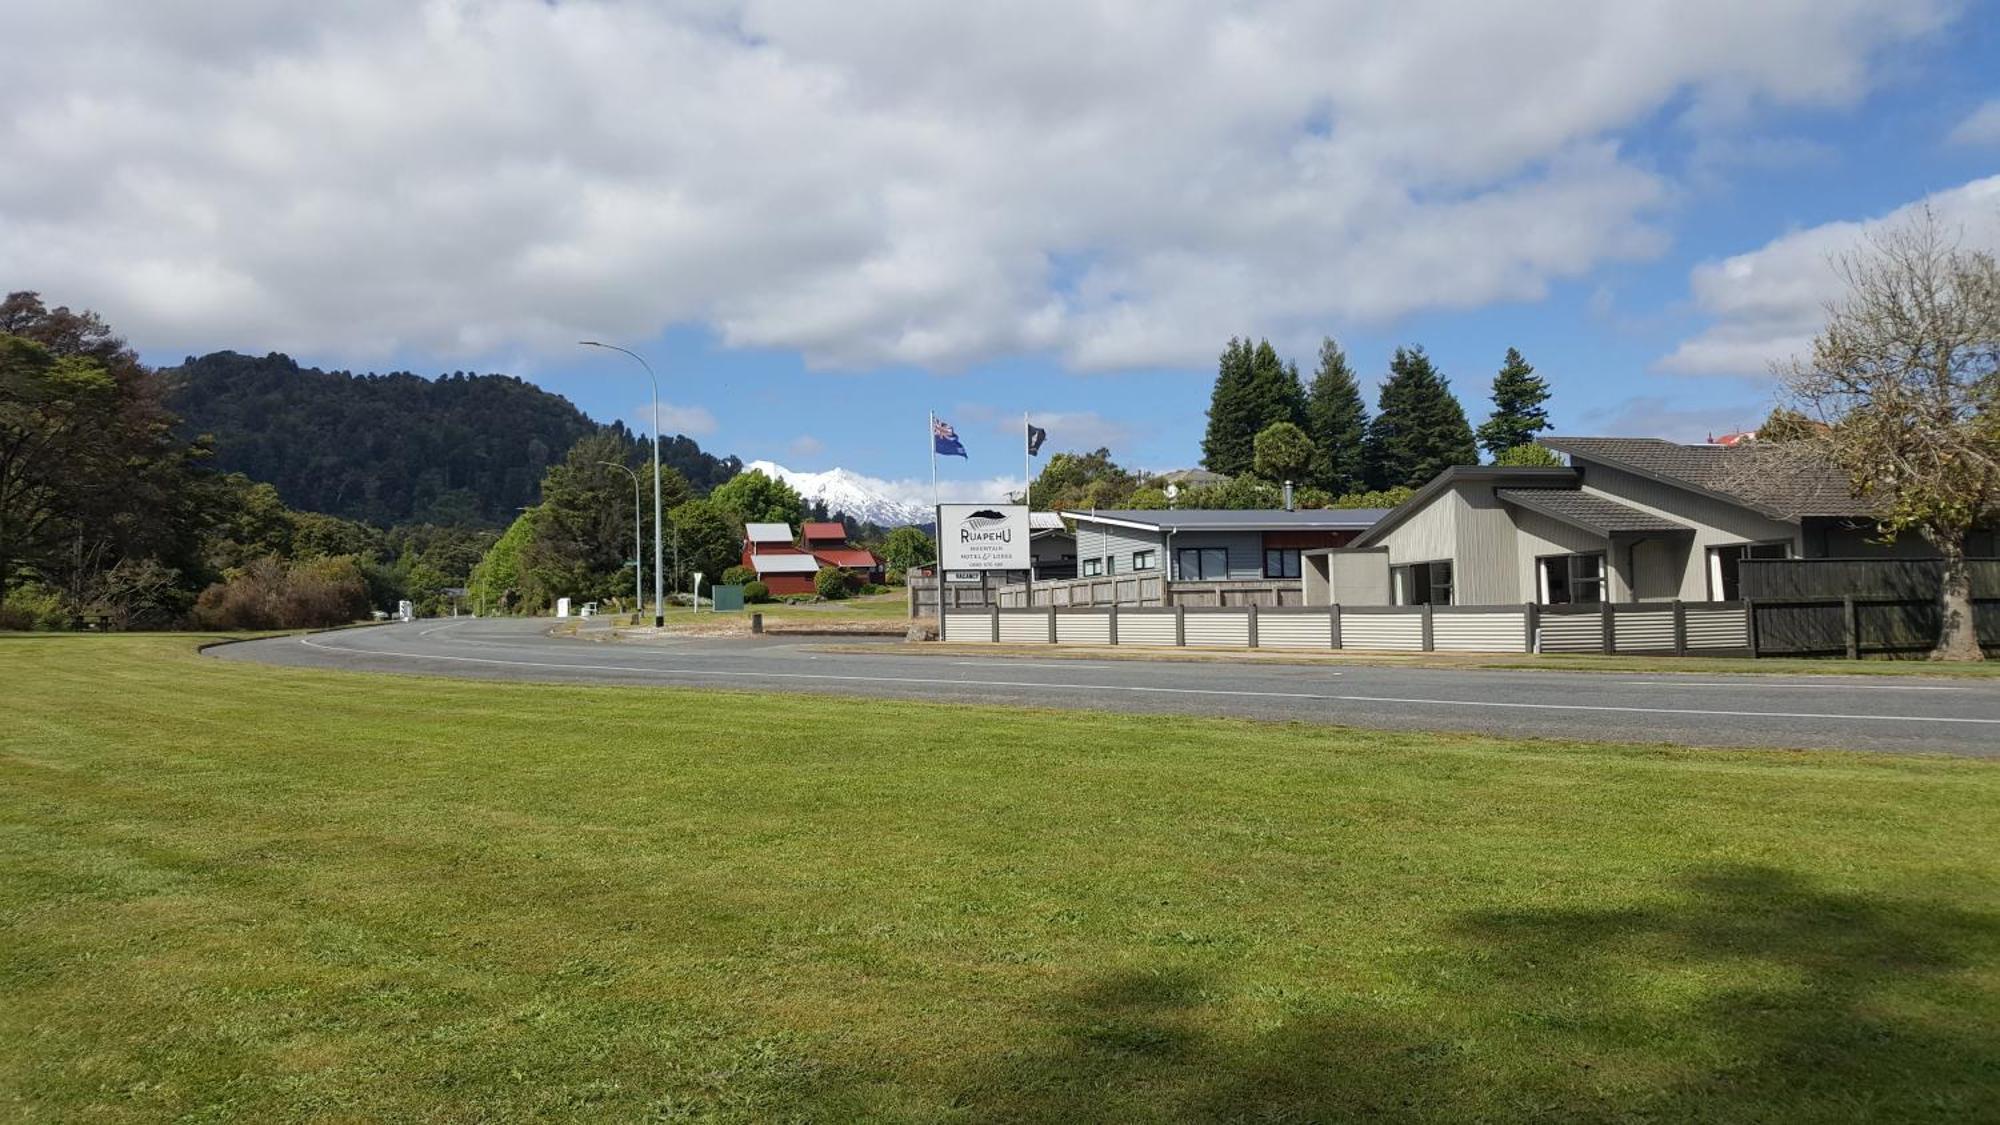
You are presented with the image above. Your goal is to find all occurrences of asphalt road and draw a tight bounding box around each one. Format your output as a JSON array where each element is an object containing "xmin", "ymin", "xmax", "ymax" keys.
[{"xmin": 209, "ymin": 617, "xmax": 2000, "ymax": 757}]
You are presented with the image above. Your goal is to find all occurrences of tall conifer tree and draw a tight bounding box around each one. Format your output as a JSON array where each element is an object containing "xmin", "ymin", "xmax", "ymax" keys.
[
  {"xmin": 1303, "ymin": 337, "xmax": 1368, "ymax": 494},
  {"xmin": 1364, "ymin": 345, "xmax": 1478, "ymax": 489},
  {"xmin": 1201, "ymin": 338, "xmax": 1304, "ymax": 476},
  {"xmin": 1474, "ymin": 347, "xmax": 1552, "ymax": 459}
]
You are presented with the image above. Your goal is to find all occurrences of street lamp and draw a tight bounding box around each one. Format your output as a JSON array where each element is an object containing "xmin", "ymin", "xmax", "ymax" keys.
[
  {"xmin": 579, "ymin": 340, "xmax": 666, "ymax": 628},
  {"xmin": 597, "ymin": 461, "xmax": 643, "ymax": 620}
]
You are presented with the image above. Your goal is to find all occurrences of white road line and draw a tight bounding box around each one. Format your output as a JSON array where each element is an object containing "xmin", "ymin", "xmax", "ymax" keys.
[
  {"xmin": 294, "ymin": 635, "xmax": 2000, "ymax": 727},
  {"xmin": 1620, "ymin": 680, "xmax": 1967, "ymax": 692},
  {"xmin": 952, "ymin": 660, "xmax": 1137, "ymax": 670}
]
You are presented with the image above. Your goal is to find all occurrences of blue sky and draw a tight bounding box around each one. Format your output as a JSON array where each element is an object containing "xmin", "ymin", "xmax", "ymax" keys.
[{"xmin": 7, "ymin": 1, "xmax": 1998, "ymax": 502}]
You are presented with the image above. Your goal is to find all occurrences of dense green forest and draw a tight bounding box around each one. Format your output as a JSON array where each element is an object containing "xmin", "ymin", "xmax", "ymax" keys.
[{"xmin": 166, "ymin": 351, "xmax": 741, "ymax": 527}]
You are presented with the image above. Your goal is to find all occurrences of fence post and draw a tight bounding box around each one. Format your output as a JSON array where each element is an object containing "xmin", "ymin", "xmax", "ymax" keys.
[
  {"xmin": 1247, "ymin": 602, "xmax": 1260, "ymax": 649},
  {"xmin": 1843, "ymin": 595, "xmax": 1859, "ymax": 660},
  {"xmin": 1048, "ymin": 604, "xmax": 1058, "ymax": 645},
  {"xmin": 1524, "ymin": 602, "xmax": 1538, "ymax": 654},
  {"xmin": 1673, "ymin": 599, "xmax": 1687, "ymax": 657},
  {"xmin": 1175, "ymin": 604, "xmax": 1186, "ymax": 647},
  {"xmin": 1600, "ymin": 600, "xmax": 1614, "ymax": 654},
  {"xmin": 1108, "ymin": 603, "xmax": 1119, "ymax": 647},
  {"xmin": 989, "ymin": 604, "xmax": 1000, "ymax": 644},
  {"xmin": 1745, "ymin": 597, "xmax": 1760, "ymax": 658},
  {"xmin": 1330, "ymin": 603, "xmax": 1342, "ymax": 651},
  {"xmin": 1421, "ymin": 603, "xmax": 1435, "ymax": 652}
]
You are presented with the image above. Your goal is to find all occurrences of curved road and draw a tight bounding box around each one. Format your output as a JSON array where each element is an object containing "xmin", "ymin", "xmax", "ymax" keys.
[{"xmin": 210, "ymin": 617, "xmax": 2000, "ymax": 757}]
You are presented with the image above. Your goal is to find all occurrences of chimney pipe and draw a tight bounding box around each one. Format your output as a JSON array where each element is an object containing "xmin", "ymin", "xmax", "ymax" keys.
[{"xmin": 1283, "ymin": 480, "xmax": 1294, "ymax": 511}]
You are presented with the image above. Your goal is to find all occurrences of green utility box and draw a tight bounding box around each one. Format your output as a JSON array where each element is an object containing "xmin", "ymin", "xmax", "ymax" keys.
[{"xmin": 710, "ymin": 584, "xmax": 746, "ymax": 612}]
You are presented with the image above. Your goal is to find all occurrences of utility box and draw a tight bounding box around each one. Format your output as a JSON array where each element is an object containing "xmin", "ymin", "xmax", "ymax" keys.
[
  {"xmin": 711, "ymin": 584, "xmax": 746, "ymax": 612},
  {"xmin": 555, "ymin": 597, "xmax": 571, "ymax": 618}
]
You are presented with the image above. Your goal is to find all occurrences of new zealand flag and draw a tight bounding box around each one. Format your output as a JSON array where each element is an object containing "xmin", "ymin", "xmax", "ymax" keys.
[{"xmin": 932, "ymin": 416, "xmax": 967, "ymax": 458}]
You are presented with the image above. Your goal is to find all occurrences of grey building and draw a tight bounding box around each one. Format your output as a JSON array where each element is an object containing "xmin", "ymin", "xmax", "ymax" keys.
[
  {"xmin": 1062, "ymin": 508, "xmax": 1389, "ymax": 584},
  {"xmin": 1317, "ymin": 436, "xmax": 1997, "ymax": 607}
]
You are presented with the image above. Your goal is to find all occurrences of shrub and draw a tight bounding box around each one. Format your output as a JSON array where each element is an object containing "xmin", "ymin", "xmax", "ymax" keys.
[
  {"xmin": 0, "ymin": 584, "xmax": 69, "ymax": 631},
  {"xmin": 742, "ymin": 580, "xmax": 770, "ymax": 603},
  {"xmin": 722, "ymin": 564, "xmax": 757, "ymax": 587},
  {"xmin": 194, "ymin": 556, "xmax": 372, "ymax": 630},
  {"xmin": 813, "ymin": 565, "xmax": 851, "ymax": 600}
]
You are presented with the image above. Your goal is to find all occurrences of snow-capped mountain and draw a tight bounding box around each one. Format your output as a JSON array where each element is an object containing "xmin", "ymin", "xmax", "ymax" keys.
[{"xmin": 743, "ymin": 460, "xmax": 932, "ymax": 527}]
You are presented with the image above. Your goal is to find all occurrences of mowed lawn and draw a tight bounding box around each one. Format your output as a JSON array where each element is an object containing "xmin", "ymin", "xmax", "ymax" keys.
[{"xmin": 3, "ymin": 636, "xmax": 1997, "ymax": 1123}]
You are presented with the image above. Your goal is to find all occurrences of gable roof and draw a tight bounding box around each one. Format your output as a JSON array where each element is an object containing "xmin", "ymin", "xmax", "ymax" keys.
[
  {"xmin": 1350, "ymin": 467, "xmax": 1580, "ymax": 548},
  {"xmin": 1495, "ymin": 488, "xmax": 1692, "ymax": 535},
  {"xmin": 1539, "ymin": 437, "xmax": 1876, "ymax": 520},
  {"xmin": 747, "ymin": 553, "xmax": 820, "ymax": 575},
  {"xmin": 1059, "ymin": 508, "xmax": 1389, "ymax": 533},
  {"xmin": 744, "ymin": 522, "xmax": 795, "ymax": 543},
  {"xmin": 813, "ymin": 548, "xmax": 880, "ymax": 569},
  {"xmin": 801, "ymin": 521, "xmax": 847, "ymax": 541}
]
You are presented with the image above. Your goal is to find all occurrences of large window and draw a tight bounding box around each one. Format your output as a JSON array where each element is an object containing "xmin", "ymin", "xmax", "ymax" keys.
[
  {"xmin": 1537, "ymin": 552, "xmax": 1605, "ymax": 605},
  {"xmin": 1081, "ymin": 558, "xmax": 1103, "ymax": 577},
  {"xmin": 1132, "ymin": 549, "xmax": 1157, "ymax": 571},
  {"xmin": 1707, "ymin": 541, "xmax": 1789, "ymax": 601},
  {"xmin": 1391, "ymin": 560, "xmax": 1453, "ymax": 605},
  {"xmin": 1264, "ymin": 548, "xmax": 1302, "ymax": 579},
  {"xmin": 1175, "ymin": 547, "xmax": 1230, "ymax": 581}
]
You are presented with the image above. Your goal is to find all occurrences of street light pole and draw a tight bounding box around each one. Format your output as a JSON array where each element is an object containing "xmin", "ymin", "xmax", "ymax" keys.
[
  {"xmin": 597, "ymin": 461, "xmax": 643, "ymax": 620},
  {"xmin": 579, "ymin": 341, "xmax": 666, "ymax": 628}
]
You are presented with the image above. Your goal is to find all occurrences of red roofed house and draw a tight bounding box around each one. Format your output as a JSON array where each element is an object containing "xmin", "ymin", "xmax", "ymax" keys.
[
  {"xmin": 802, "ymin": 520, "xmax": 885, "ymax": 585},
  {"xmin": 741, "ymin": 522, "xmax": 820, "ymax": 595}
]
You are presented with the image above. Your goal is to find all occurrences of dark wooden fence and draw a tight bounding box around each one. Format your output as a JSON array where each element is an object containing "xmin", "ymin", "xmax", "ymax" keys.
[{"xmin": 1739, "ymin": 558, "xmax": 2000, "ymax": 656}]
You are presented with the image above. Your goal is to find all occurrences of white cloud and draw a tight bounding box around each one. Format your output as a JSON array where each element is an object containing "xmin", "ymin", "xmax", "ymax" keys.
[
  {"xmin": 0, "ymin": 0, "xmax": 1954, "ymax": 371},
  {"xmin": 787, "ymin": 434, "xmax": 825, "ymax": 458},
  {"xmin": 631, "ymin": 401, "xmax": 718, "ymax": 437},
  {"xmin": 957, "ymin": 405, "xmax": 1133, "ymax": 452},
  {"xmin": 1657, "ymin": 174, "xmax": 2000, "ymax": 377},
  {"xmin": 1947, "ymin": 99, "xmax": 2000, "ymax": 146}
]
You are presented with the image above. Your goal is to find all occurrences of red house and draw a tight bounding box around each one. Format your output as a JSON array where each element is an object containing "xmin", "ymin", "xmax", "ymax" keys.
[
  {"xmin": 741, "ymin": 522, "xmax": 819, "ymax": 595},
  {"xmin": 802, "ymin": 520, "xmax": 884, "ymax": 584}
]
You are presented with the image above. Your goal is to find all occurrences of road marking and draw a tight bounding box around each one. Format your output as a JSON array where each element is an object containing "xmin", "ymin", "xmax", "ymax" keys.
[
  {"xmin": 952, "ymin": 659, "xmax": 1138, "ymax": 670},
  {"xmin": 1620, "ymin": 680, "xmax": 1967, "ymax": 692},
  {"xmin": 293, "ymin": 635, "xmax": 2000, "ymax": 727}
]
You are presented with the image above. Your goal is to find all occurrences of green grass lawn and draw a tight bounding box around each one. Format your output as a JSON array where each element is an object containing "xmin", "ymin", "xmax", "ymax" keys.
[{"xmin": 3, "ymin": 634, "xmax": 1997, "ymax": 1123}]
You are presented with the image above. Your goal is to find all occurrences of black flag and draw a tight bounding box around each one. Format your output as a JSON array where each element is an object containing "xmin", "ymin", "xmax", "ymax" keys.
[{"xmin": 1026, "ymin": 423, "xmax": 1047, "ymax": 457}]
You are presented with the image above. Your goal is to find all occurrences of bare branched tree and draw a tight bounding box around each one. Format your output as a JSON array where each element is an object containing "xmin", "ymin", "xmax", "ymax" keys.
[{"xmin": 1779, "ymin": 207, "xmax": 2000, "ymax": 660}]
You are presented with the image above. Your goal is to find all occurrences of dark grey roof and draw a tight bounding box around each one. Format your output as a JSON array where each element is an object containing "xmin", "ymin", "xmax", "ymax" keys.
[
  {"xmin": 1539, "ymin": 437, "xmax": 1876, "ymax": 520},
  {"xmin": 1495, "ymin": 489, "xmax": 1692, "ymax": 535},
  {"xmin": 1059, "ymin": 508, "xmax": 1388, "ymax": 532}
]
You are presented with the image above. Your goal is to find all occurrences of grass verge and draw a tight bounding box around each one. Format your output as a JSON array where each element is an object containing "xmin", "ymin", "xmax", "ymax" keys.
[{"xmin": 3, "ymin": 633, "xmax": 1997, "ymax": 1122}]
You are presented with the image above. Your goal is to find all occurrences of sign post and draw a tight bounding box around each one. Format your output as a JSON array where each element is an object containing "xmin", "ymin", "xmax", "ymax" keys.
[{"xmin": 936, "ymin": 504, "xmax": 1031, "ymax": 640}]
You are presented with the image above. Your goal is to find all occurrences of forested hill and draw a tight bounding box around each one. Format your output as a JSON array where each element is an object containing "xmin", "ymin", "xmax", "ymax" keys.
[{"xmin": 165, "ymin": 351, "xmax": 741, "ymax": 527}]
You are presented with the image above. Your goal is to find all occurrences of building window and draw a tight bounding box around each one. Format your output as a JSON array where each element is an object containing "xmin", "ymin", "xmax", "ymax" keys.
[
  {"xmin": 1537, "ymin": 552, "xmax": 1605, "ymax": 605},
  {"xmin": 1081, "ymin": 558, "xmax": 1103, "ymax": 577},
  {"xmin": 1132, "ymin": 549, "xmax": 1157, "ymax": 571},
  {"xmin": 1391, "ymin": 560, "xmax": 1453, "ymax": 605},
  {"xmin": 1175, "ymin": 546, "xmax": 1229, "ymax": 581},
  {"xmin": 1707, "ymin": 541, "xmax": 1789, "ymax": 601},
  {"xmin": 1264, "ymin": 548, "xmax": 1301, "ymax": 579}
]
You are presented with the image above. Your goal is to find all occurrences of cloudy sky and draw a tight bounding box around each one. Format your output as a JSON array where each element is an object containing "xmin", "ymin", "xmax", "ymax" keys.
[{"xmin": 5, "ymin": 0, "xmax": 1998, "ymax": 498}]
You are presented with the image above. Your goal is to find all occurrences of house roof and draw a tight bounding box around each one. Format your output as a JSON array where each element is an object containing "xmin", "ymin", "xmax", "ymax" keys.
[
  {"xmin": 1539, "ymin": 436, "xmax": 1876, "ymax": 520},
  {"xmin": 748, "ymin": 554, "xmax": 820, "ymax": 575},
  {"xmin": 1029, "ymin": 511, "xmax": 1066, "ymax": 530},
  {"xmin": 745, "ymin": 522, "xmax": 795, "ymax": 543},
  {"xmin": 1350, "ymin": 467, "xmax": 1581, "ymax": 548},
  {"xmin": 1495, "ymin": 488, "xmax": 1693, "ymax": 535},
  {"xmin": 813, "ymin": 548, "xmax": 880, "ymax": 569},
  {"xmin": 801, "ymin": 521, "xmax": 847, "ymax": 541},
  {"xmin": 1059, "ymin": 508, "xmax": 1390, "ymax": 533}
]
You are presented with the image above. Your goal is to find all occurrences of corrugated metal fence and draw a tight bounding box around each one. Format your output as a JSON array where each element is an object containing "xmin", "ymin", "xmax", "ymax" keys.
[{"xmin": 940, "ymin": 601, "xmax": 1752, "ymax": 655}]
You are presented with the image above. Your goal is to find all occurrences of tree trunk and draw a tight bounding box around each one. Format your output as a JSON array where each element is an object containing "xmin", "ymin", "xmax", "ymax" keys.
[{"xmin": 1932, "ymin": 531, "xmax": 1984, "ymax": 662}]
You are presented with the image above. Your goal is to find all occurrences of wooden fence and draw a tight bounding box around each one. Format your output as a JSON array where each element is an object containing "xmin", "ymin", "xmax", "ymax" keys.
[{"xmin": 1740, "ymin": 558, "xmax": 2000, "ymax": 656}]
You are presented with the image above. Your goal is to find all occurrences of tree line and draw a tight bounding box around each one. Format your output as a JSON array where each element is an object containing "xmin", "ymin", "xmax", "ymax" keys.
[
  {"xmin": 167, "ymin": 350, "xmax": 742, "ymax": 528},
  {"xmin": 1203, "ymin": 336, "xmax": 1555, "ymax": 494}
]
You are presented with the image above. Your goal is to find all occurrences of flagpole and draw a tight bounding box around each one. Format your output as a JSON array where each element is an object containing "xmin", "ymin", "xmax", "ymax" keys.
[
  {"xmin": 1023, "ymin": 412, "xmax": 1031, "ymax": 511},
  {"xmin": 930, "ymin": 411, "xmax": 944, "ymax": 638}
]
